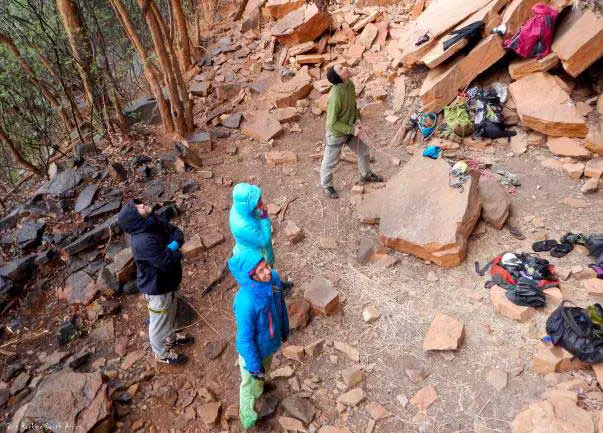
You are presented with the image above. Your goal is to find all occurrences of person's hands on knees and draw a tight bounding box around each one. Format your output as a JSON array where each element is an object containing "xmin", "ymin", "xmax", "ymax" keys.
[{"xmin": 256, "ymin": 198, "xmax": 268, "ymax": 219}]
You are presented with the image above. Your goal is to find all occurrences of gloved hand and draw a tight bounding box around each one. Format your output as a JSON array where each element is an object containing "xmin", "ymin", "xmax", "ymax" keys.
[
  {"xmin": 167, "ymin": 240, "xmax": 180, "ymax": 252},
  {"xmin": 249, "ymin": 367, "xmax": 265, "ymax": 381}
]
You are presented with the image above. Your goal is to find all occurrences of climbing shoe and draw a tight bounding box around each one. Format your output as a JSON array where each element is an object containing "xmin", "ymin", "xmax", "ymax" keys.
[
  {"xmin": 168, "ymin": 333, "xmax": 195, "ymax": 347},
  {"xmin": 550, "ymin": 242, "xmax": 574, "ymax": 258},
  {"xmin": 358, "ymin": 172, "xmax": 384, "ymax": 185},
  {"xmin": 532, "ymin": 239, "xmax": 558, "ymax": 252},
  {"xmin": 155, "ymin": 350, "xmax": 188, "ymax": 365},
  {"xmin": 324, "ymin": 186, "xmax": 339, "ymax": 199}
]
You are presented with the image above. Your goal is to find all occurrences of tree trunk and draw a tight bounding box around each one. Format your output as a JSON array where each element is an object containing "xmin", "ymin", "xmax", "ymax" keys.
[
  {"xmin": 0, "ymin": 124, "xmax": 44, "ymax": 176},
  {"xmin": 109, "ymin": 0, "xmax": 175, "ymax": 133},
  {"xmin": 139, "ymin": 0, "xmax": 187, "ymax": 135},
  {"xmin": 169, "ymin": 0, "xmax": 192, "ymax": 73},
  {"xmin": 151, "ymin": 2, "xmax": 194, "ymax": 131},
  {"xmin": 55, "ymin": 0, "xmax": 110, "ymax": 130}
]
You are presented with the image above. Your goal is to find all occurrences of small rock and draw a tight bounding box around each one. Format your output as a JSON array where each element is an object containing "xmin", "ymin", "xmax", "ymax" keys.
[
  {"xmin": 304, "ymin": 339, "xmax": 325, "ymax": 357},
  {"xmin": 281, "ymin": 395, "xmax": 316, "ymax": 425},
  {"xmin": 341, "ymin": 365, "xmax": 364, "ymax": 387},
  {"xmin": 287, "ymin": 298, "xmax": 311, "ymax": 329},
  {"xmin": 409, "ymin": 386, "xmax": 437, "ymax": 410},
  {"xmin": 366, "ymin": 401, "xmax": 392, "ymax": 421},
  {"xmin": 362, "ymin": 305, "xmax": 381, "ymax": 323},
  {"xmin": 491, "ymin": 285, "xmax": 534, "ymax": 322},
  {"xmin": 426, "ymin": 271, "xmax": 439, "ymax": 282},
  {"xmin": 581, "ymin": 177, "xmax": 599, "ymax": 194},
  {"xmin": 284, "ymin": 221, "xmax": 305, "ymax": 244},
  {"xmin": 199, "ymin": 401, "xmax": 222, "ymax": 426},
  {"xmin": 423, "ymin": 312, "xmax": 464, "ymax": 351},
  {"xmin": 271, "ymin": 366, "xmax": 295, "ymax": 379},
  {"xmin": 204, "ymin": 340, "xmax": 228, "ymax": 360},
  {"xmin": 337, "ymin": 388, "xmax": 366, "ymax": 407},
  {"xmin": 334, "ymin": 341, "xmax": 360, "ymax": 362},
  {"xmin": 396, "ymin": 394, "xmax": 409, "ymax": 408},
  {"xmin": 486, "ymin": 368, "xmax": 508, "ymax": 391},
  {"xmin": 304, "ymin": 276, "xmax": 339, "ymax": 315},
  {"xmin": 283, "ymin": 345, "xmax": 306, "ymax": 362}
]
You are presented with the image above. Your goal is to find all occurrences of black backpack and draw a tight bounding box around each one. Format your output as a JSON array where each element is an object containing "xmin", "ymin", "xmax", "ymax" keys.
[
  {"xmin": 546, "ymin": 301, "xmax": 603, "ymax": 364},
  {"xmin": 586, "ymin": 235, "xmax": 603, "ymax": 264},
  {"xmin": 505, "ymin": 277, "xmax": 545, "ymax": 307}
]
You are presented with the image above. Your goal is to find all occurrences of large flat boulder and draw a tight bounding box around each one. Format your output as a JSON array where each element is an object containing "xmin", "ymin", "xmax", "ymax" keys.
[
  {"xmin": 420, "ymin": 0, "xmax": 507, "ymax": 69},
  {"xmin": 420, "ymin": 34, "xmax": 505, "ymax": 113},
  {"xmin": 241, "ymin": 110, "xmax": 283, "ymax": 142},
  {"xmin": 268, "ymin": 66, "xmax": 313, "ymax": 108},
  {"xmin": 271, "ymin": 4, "xmax": 331, "ymax": 46},
  {"xmin": 508, "ymin": 72, "xmax": 588, "ymax": 137},
  {"xmin": 376, "ymin": 154, "xmax": 481, "ymax": 268},
  {"xmin": 398, "ymin": 0, "xmax": 493, "ymax": 67},
  {"xmin": 552, "ymin": 8, "xmax": 603, "ymax": 77},
  {"xmin": 18, "ymin": 371, "xmax": 113, "ymax": 433}
]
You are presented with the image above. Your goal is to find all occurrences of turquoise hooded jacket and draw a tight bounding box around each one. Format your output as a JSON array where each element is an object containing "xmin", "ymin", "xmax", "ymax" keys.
[
  {"xmin": 229, "ymin": 183, "xmax": 275, "ymax": 265},
  {"xmin": 229, "ymin": 250, "xmax": 289, "ymax": 374}
]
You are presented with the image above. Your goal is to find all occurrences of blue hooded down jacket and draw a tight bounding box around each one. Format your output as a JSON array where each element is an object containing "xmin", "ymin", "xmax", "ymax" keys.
[
  {"xmin": 229, "ymin": 250, "xmax": 289, "ymax": 374},
  {"xmin": 117, "ymin": 200, "xmax": 184, "ymax": 296},
  {"xmin": 229, "ymin": 183, "xmax": 275, "ymax": 265}
]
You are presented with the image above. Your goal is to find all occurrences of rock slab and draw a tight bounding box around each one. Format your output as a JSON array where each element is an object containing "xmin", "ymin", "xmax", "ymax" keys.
[
  {"xmin": 376, "ymin": 154, "xmax": 481, "ymax": 268},
  {"xmin": 479, "ymin": 174, "xmax": 510, "ymax": 229}
]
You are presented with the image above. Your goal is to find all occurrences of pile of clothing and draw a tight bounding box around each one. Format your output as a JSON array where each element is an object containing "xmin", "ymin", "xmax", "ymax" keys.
[
  {"xmin": 467, "ymin": 85, "xmax": 517, "ymax": 140},
  {"xmin": 476, "ymin": 252, "xmax": 559, "ymax": 307},
  {"xmin": 547, "ymin": 301, "xmax": 603, "ymax": 363}
]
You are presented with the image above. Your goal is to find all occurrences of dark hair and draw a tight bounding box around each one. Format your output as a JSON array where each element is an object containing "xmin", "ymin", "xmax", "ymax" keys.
[{"xmin": 327, "ymin": 67, "xmax": 343, "ymax": 85}]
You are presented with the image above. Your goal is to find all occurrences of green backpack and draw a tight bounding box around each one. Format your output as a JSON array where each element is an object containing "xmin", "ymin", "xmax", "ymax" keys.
[{"xmin": 441, "ymin": 102, "xmax": 473, "ymax": 140}]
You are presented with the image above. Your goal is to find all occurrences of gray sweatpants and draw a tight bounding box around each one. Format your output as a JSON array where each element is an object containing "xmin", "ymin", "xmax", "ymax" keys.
[
  {"xmin": 144, "ymin": 291, "xmax": 177, "ymax": 358},
  {"xmin": 320, "ymin": 132, "xmax": 370, "ymax": 188}
]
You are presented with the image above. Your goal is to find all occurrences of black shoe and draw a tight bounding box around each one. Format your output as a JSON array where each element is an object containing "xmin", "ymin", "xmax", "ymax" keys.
[
  {"xmin": 168, "ymin": 333, "xmax": 195, "ymax": 347},
  {"xmin": 324, "ymin": 186, "xmax": 339, "ymax": 199},
  {"xmin": 359, "ymin": 172, "xmax": 384, "ymax": 185},
  {"xmin": 155, "ymin": 350, "xmax": 188, "ymax": 365},
  {"xmin": 263, "ymin": 381, "xmax": 277, "ymax": 393}
]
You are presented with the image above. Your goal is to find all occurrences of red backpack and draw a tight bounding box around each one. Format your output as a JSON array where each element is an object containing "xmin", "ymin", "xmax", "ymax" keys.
[
  {"xmin": 504, "ymin": 4, "xmax": 558, "ymax": 59},
  {"xmin": 475, "ymin": 255, "xmax": 559, "ymax": 289}
]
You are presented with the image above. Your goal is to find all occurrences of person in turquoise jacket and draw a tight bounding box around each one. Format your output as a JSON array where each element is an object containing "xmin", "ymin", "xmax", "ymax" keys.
[
  {"xmin": 229, "ymin": 182, "xmax": 275, "ymax": 265},
  {"xmin": 229, "ymin": 249, "xmax": 289, "ymax": 430}
]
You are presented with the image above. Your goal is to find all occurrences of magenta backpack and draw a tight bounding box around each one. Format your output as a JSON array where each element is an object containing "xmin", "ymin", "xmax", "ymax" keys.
[{"xmin": 504, "ymin": 4, "xmax": 558, "ymax": 59}]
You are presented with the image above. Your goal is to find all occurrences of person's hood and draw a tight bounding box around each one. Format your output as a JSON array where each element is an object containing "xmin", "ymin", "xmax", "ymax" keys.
[
  {"xmin": 228, "ymin": 250, "xmax": 264, "ymax": 288},
  {"xmin": 232, "ymin": 183, "xmax": 261, "ymax": 217},
  {"xmin": 118, "ymin": 200, "xmax": 148, "ymax": 235},
  {"xmin": 532, "ymin": 3, "xmax": 557, "ymax": 16}
]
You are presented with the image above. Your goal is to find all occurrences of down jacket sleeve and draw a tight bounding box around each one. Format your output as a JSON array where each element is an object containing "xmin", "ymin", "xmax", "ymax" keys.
[{"xmin": 235, "ymin": 295, "xmax": 263, "ymax": 374}]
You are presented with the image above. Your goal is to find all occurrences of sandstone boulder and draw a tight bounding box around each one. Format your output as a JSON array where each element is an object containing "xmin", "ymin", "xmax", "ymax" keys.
[
  {"xmin": 586, "ymin": 122, "xmax": 603, "ymax": 155},
  {"xmin": 269, "ymin": 66, "xmax": 313, "ymax": 108},
  {"xmin": 508, "ymin": 72, "xmax": 588, "ymax": 137},
  {"xmin": 304, "ymin": 276, "xmax": 339, "ymax": 315},
  {"xmin": 479, "ymin": 174, "xmax": 510, "ymax": 229},
  {"xmin": 265, "ymin": 0, "xmax": 305, "ymax": 19},
  {"xmin": 410, "ymin": 385, "xmax": 438, "ymax": 410},
  {"xmin": 376, "ymin": 154, "xmax": 481, "ymax": 268},
  {"xmin": 423, "ymin": 312, "xmax": 464, "ymax": 351},
  {"xmin": 547, "ymin": 137, "xmax": 591, "ymax": 159},
  {"xmin": 585, "ymin": 157, "xmax": 603, "ymax": 179},
  {"xmin": 490, "ymin": 285, "xmax": 534, "ymax": 322},
  {"xmin": 241, "ymin": 111, "xmax": 283, "ymax": 142},
  {"xmin": 509, "ymin": 53, "xmax": 559, "ymax": 80},
  {"xmin": 420, "ymin": 35, "xmax": 505, "ymax": 113},
  {"xmin": 551, "ymin": 8, "xmax": 603, "ymax": 77},
  {"xmin": 287, "ymin": 298, "xmax": 310, "ymax": 329},
  {"xmin": 19, "ymin": 371, "xmax": 113, "ymax": 433},
  {"xmin": 271, "ymin": 4, "xmax": 331, "ymax": 46},
  {"xmin": 511, "ymin": 390, "xmax": 594, "ymax": 433},
  {"xmin": 59, "ymin": 271, "xmax": 97, "ymax": 305},
  {"xmin": 531, "ymin": 341, "xmax": 585, "ymax": 374}
]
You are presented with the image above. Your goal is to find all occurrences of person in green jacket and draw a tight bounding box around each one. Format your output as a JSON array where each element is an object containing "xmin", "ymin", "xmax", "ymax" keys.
[{"xmin": 320, "ymin": 64, "xmax": 383, "ymax": 199}]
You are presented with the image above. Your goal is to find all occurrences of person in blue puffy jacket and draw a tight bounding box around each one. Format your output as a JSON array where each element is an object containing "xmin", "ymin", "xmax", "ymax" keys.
[
  {"xmin": 228, "ymin": 249, "xmax": 289, "ymax": 430},
  {"xmin": 229, "ymin": 182, "xmax": 275, "ymax": 265}
]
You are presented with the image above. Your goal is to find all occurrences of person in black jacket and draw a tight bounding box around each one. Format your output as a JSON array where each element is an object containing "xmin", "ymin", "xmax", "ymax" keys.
[{"xmin": 118, "ymin": 200, "xmax": 194, "ymax": 365}]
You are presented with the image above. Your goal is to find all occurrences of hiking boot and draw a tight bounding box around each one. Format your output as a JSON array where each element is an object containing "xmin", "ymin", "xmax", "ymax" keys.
[
  {"xmin": 263, "ymin": 381, "xmax": 277, "ymax": 393},
  {"xmin": 358, "ymin": 172, "xmax": 384, "ymax": 185},
  {"xmin": 167, "ymin": 333, "xmax": 195, "ymax": 347},
  {"xmin": 155, "ymin": 350, "xmax": 188, "ymax": 365},
  {"xmin": 324, "ymin": 186, "xmax": 339, "ymax": 199}
]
